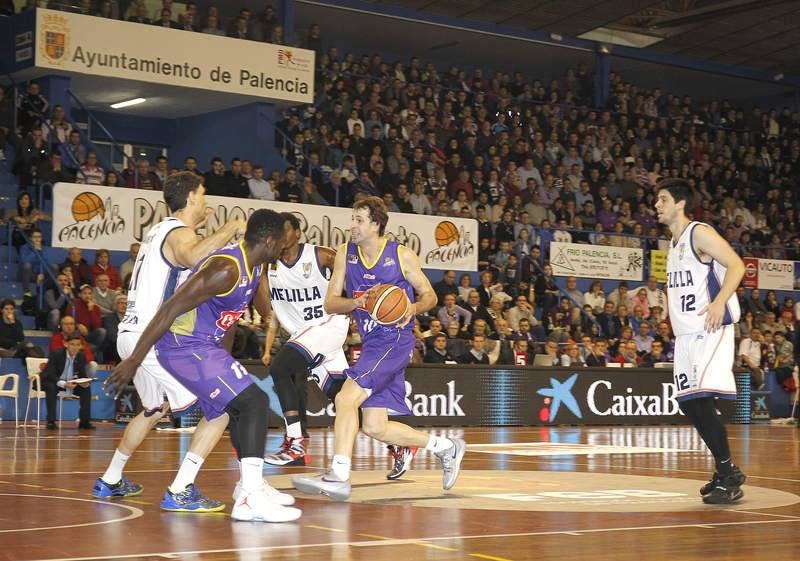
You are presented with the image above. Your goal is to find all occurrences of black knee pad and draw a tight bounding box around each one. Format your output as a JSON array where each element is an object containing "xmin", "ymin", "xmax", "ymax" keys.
[
  {"xmin": 679, "ymin": 396, "xmax": 712, "ymax": 416},
  {"xmin": 225, "ymin": 383, "xmax": 269, "ymax": 416},
  {"xmin": 270, "ymin": 345, "xmax": 314, "ymax": 380},
  {"xmin": 270, "ymin": 345, "xmax": 314, "ymax": 413}
]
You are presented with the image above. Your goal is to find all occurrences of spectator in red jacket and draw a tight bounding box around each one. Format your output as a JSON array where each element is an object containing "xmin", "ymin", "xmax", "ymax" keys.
[
  {"xmin": 90, "ymin": 249, "xmax": 121, "ymax": 290},
  {"xmin": 61, "ymin": 247, "xmax": 93, "ymax": 287},
  {"xmin": 66, "ymin": 284, "xmax": 106, "ymax": 358},
  {"xmin": 48, "ymin": 315, "xmax": 96, "ymax": 363}
]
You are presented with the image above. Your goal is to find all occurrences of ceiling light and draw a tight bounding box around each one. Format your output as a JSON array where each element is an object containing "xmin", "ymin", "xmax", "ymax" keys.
[{"xmin": 110, "ymin": 98, "xmax": 146, "ymax": 109}]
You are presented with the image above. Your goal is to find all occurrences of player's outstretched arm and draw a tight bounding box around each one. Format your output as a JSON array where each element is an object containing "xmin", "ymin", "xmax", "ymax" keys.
[
  {"xmin": 262, "ymin": 312, "xmax": 280, "ymax": 366},
  {"xmin": 324, "ymin": 243, "xmax": 365, "ymax": 314},
  {"xmin": 253, "ymin": 268, "xmax": 271, "ymax": 321},
  {"xmin": 167, "ymin": 218, "xmax": 246, "ymax": 269},
  {"xmin": 104, "ymin": 258, "xmax": 239, "ymax": 398},
  {"xmin": 692, "ymin": 224, "xmax": 745, "ymax": 332},
  {"xmin": 316, "ymin": 246, "xmax": 337, "ymax": 275},
  {"xmin": 397, "ymin": 245, "xmax": 436, "ymax": 327}
]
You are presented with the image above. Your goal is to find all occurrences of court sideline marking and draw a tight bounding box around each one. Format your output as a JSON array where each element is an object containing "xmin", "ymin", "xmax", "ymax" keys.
[{"xmin": 21, "ymin": 517, "xmax": 800, "ymax": 561}]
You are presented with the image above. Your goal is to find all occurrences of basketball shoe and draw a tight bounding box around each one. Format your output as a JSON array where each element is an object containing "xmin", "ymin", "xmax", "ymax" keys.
[
  {"xmin": 701, "ymin": 466, "xmax": 746, "ymax": 505},
  {"xmin": 700, "ymin": 465, "xmax": 746, "ymax": 496},
  {"xmin": 386, "ymin": 445, "xmax": 417, "ymax": 480},
  {"xmin": 265, "ymin": 436, "xmax": 311, "ymax": 466},
  {"xmin": 231, "ymin": 489, "xmax": 302, "ymax": 522},
  {"xmin": 435, "ymin": 438, "xmax": 466, "ymax": 490},
  {"xmin": 232, "ymin": 479, "xmax": 295, "ymax": 506},
  {"xmin": 160, "ymin": 484, "xmax": 225, "ymax": 512},
  {"xmin": 92, "ymin": 477, "xmax": 143, "ymax": 498},
  {"xmin": 292, "ymin": 470, "xmax": 351, "ymax": 501}
]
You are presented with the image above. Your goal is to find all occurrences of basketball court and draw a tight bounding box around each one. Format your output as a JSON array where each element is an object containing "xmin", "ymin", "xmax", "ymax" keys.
[{"xmin": 1, "ymin": 424, "xmax": 798, "ymax": 561}]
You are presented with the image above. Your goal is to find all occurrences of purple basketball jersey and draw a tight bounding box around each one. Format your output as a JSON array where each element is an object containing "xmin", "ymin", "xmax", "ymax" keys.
[
  {"xmin": 344, "ymin": 239, "xmax": 415, "ymax": 414},
  {"xmin": 166, "ymin": 241, "xmax": 264, "ymax": 344},
  {"xmin": 154, "ymin": 241, "xmax": 263, "ymax": 419},
  {"xmin": 345, "ymin": 239, "xmax": 415, "ymax": 339}
]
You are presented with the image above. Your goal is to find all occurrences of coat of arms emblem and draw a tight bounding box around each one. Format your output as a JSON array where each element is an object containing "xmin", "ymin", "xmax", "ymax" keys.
[{"xmin": 40, "ymin": 13, "xmax": 69, "ymax": 65}]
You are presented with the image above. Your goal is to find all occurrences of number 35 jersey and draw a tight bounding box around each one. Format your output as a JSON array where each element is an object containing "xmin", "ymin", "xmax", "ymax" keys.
[
  {"xmin": 666, "ymin": 221, "xmax": 740, "ymax": 336},
  {"xmin": 267, "ymin": 243, "xmax": 333, "ymax": 336}
]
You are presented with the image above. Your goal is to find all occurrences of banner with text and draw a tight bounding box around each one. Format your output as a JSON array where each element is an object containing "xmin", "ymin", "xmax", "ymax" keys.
[
  {"xmin": 241, "ymin": 363, "xmax": 751, "ymax": 427},
  {"xmin": 52, "ymin": 183, "xmax": 477, "ymax": 271},
  {"xmin": 550, "ymin": 242, "xmax": 644, "ymax": 281},
  {"xmin": 650, "ymin": 249, "xmax": 667, "ymax": 283},
  {"xmin": 34, "ymin": 9, "xmax": 314, "ymax": 103},
  {"xmin": 743, "ymin": 257, "xmax": 794, "ymax": 290}
]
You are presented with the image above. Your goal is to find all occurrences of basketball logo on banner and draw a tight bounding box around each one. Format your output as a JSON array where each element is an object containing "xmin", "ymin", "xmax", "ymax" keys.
[
  {"xmin": 58, "ymin": 191, "xmax": 125, "ymax": 243},
  {"xmin": 743, "ymin": 258, "xmax": 758, "ymax": 289}
]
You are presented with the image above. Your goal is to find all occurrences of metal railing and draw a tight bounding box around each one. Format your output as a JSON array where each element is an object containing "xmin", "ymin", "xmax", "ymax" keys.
[{"xmin": 66, "ymin": 89, "xmax": 138, "ymax": 184}]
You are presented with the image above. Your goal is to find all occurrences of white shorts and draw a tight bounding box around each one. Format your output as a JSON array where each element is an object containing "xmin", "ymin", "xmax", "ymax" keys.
[
  {"xmin": 286, "ymin": 314, "xmax": 349, "ymax": 392},
  {"xmin": 117, "ymin": 331, "xmax": 198, "ymax": 414},
  {"xmin": 673, "ymin": 324, "xmax": 737, "ymax": 402}
]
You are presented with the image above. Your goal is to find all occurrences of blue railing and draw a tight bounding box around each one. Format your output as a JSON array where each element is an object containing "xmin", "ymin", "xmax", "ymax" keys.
[{"xmin": 66, "ymin": 89, "xmax": 138, "ymax": 184}]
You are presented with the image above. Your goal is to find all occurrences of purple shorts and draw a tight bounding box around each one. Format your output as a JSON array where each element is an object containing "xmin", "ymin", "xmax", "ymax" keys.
[
  {"xmin": 155, "ymin": 334, "xmax": 254, "ymax": 420},
  {"xmin": 345, "ymin": 329, "xmax": 414, "ymax": 415}
]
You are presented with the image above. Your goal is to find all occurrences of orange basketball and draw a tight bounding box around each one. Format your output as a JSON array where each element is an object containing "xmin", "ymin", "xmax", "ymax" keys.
[
  {"xmin": 71, "ymin": 192, "xmax": 105, "ymax": 222},
  {"xmin": 365, "ymin": 284, "xmax": 409, "ymax": 326},
  {"xmin": 435, "ymin": 221, "xmax": 459, "ymax": 246}
]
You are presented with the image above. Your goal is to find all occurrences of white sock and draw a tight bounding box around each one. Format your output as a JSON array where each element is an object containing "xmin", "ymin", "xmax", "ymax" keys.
[
  {"xmin": 425, "ymin": 435, "xmax": 453, "ymax": 453},
  {"xmin": 101, "ymin": 449, "xmax": 130, "ymax": 485},
  {"xmin": 169, "ymin": 452, "xmax": 204, "ymax": 494},
  {"xmin": 331, "ymin": 454, "xmax": 351, "ymax": 480},
  {"xmin": 286, "ymin": 421, "xmax": 303, "ymax": 439},
  {"xmin": 240, "ymin": 457, "xmax": 265, "ymax": 493}
]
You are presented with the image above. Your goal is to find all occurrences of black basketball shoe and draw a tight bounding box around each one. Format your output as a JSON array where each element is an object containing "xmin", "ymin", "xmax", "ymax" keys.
[
  {"xmin": 699, "ymin": 465, "xmax": 746, "ymax": 496},
  {"xmin": 702, "ymin": 467, "xmax": 746, "ymax": 505}
]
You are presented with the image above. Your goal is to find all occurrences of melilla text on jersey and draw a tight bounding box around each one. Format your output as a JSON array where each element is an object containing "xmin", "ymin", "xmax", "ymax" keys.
[
  {"xmin": 270, "ymin": 286, "xmax": 323, "ymax": 303},
  {"xmin": 666, "ymin": 270, "xmax": 695, "ymax": 289}
]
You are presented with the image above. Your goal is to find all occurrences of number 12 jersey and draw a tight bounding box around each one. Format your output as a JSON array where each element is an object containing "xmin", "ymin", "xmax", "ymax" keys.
[{"xmin": 666, "ymin": 221, "xmax": 740, "ymax": 336}]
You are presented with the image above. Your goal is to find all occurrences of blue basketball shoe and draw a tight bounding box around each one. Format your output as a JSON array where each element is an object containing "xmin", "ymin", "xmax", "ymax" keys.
[
  {"xmin": 160, "ymin": 484, "xmax": 225, "ymax": 512},
  {"xmin": 92, "ymin": 477, "xmax": 143, "ymax": 498}
]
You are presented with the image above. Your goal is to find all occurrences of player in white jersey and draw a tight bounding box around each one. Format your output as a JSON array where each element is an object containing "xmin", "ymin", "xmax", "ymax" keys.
[
  {"xmin": 656, "ymin": 178, "xmax": 747, "ymax": 505},
  {"xmin": 262, "ymin": 213, "xmax": 416, "ymax": 479},
  {"xmin": 92, "ymin": 172, "xmax": 246, "ymax": 511}
]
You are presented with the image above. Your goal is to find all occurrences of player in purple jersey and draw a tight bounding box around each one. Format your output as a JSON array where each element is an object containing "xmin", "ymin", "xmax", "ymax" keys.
[
  {"xmin": 263, "ymin": 212, "xmax": 417, "ymax": 479},
  {"xmin": 92, "ymin": 172, "xmax": 245, "ymax": 512},
  {"xmin": 293, "ymin": 197, "xmax": 466, "ymax": 501},
  {"xmin": 106, "ymin": 209, "xmax": 301, "ymax": 523}
]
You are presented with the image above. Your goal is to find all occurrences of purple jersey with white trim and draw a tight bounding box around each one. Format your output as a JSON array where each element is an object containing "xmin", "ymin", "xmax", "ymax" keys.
[
  {"xmin": 345, "ymin": 239, "xmax": 414, "ymax": 339},
  {"xmin": 166, "ymin": 241, "xmax": 263, "ymax": 344},
  {"xmin": 344, "ymin": 239, "xmax": 415, "ymax": 415}
]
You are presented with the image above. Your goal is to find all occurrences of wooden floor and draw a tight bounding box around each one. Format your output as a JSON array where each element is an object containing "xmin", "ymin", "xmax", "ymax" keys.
[{"xmin": 1, "ymin": 422, "xmax": 798, "ymax": 561}]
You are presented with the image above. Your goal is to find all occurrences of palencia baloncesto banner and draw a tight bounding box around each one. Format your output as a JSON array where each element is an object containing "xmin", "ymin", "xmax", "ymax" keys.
[
  {"xmin": 34, "ymin": 9, "xmax": 314, "ymax": 103},
  {"xmin": 52, "ymin": 183, "xmax": 478, "ymax": 272}
]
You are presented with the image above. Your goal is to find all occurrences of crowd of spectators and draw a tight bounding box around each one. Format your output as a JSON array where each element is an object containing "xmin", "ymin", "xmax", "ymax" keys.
[
  {"xmin": 0, "ymin": 2, "xmax": 798, "ymax": 390},
  {"xmin": 2, "ymin": 1, "xmax": 323, "ymax": 55}
]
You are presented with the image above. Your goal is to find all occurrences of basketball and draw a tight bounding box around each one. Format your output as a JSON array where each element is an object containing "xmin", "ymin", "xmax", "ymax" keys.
[
  {"xmin": 435, "ymin": 221, "xmax": 459, "ymax": 246},
  {"xmin": 365, "ymin": 283, "xmax": 409, "ymax": 326},
  {"xmin": 71, "ymin": 192, "xmax": 105, "ymax": 222}
]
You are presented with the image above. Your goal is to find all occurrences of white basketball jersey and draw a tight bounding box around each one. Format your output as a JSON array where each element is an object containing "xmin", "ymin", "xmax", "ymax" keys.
[
  {"xmin": 268, "ymin": 244, "xmax": 333, "ymax": 336},
  {"xmin": 120, "ymin": 217, "xmax": 190, "ymax": 333},
  {"xmin": 666, "ymin": 221, "xmax": 740, "ymax": 336}
]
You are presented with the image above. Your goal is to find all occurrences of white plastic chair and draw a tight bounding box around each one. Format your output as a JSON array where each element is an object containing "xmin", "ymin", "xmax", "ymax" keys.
[
  {"xmin": 24, "ymin": 374, "xmax": 46, "ymax": 427},
  {"xmin": 0, "ymin": 373, "xmax": 20, "ymax": 427},
  {"xmin": 24, "ymin": 358, "xmax": 48, "ymax": 427},
  {"xmin": 24, "ymin": 357, "xmax": 78, "ymax": 426}
]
